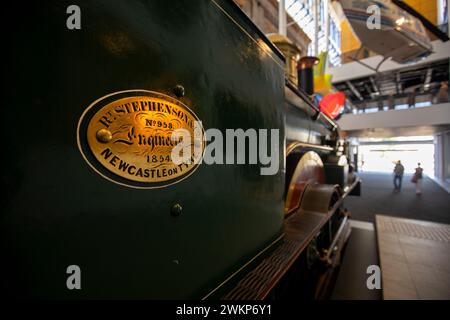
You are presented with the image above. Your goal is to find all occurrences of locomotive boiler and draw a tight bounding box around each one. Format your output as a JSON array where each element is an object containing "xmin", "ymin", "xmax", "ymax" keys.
[{"xmin": 1, "ymin": 0, "xmax": 359, "ymax": 299}]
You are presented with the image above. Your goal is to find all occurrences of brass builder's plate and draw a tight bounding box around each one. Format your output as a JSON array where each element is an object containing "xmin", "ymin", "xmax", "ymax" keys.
[{"xmin": 77, "ymin": 90, "xmax": 204, "ymax": 189}]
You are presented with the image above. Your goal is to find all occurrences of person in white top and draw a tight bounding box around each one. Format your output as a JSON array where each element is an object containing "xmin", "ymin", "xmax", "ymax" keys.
[{"xmin": 411, "ymin": 163, "xmax": 424, "ymax": 195}]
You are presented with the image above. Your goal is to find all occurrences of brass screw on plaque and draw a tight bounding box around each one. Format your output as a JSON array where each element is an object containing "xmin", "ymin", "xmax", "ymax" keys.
[
  {"xmin": 173, "ymin": 85, "xmax": 185, "ymax": 98},
  {"xmin": 171, "ymin": 203, "xmax": 183, "ymax": 217},
  {"xmin": 96, "ymin": 129, "xmax": 112, "ymax": 143}
]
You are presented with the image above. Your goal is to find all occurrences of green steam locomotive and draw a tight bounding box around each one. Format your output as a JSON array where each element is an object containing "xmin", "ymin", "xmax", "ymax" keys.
[{"xmin": 1, "ymin": 0, "xmax": 359, "ymax": 299}]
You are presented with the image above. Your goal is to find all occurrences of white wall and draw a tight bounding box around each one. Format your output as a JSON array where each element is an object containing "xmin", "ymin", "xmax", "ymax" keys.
[
  {"xmin": 435, "ymin": 131, "xmax": 450, "ymax": 182},
  {"xmin": 337, "ymin": 103, "xmax": 450, "ymax": 131}
]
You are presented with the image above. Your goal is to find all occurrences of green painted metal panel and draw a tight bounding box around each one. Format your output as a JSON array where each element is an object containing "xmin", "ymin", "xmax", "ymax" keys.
[{"xmin": 1, "ymin": 0, "xmax": 285, "ymax": 298}]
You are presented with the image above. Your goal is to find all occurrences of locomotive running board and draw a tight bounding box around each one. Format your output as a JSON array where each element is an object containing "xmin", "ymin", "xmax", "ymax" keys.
[{"xmin": 220, "ymin": 179, "xmax": 360, "ymax": 300}]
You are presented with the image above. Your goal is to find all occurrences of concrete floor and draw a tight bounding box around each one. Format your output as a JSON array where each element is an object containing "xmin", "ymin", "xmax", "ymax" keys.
[
  {"xmin": 345, "ymin": 172, "xmax": 450, "ymax": 224},
  {"xmin": 332, "ymin": 226, "xmax": 382, "ymax": 300}
]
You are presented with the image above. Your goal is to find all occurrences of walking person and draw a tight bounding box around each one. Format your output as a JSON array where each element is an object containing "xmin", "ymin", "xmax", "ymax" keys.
[
  {"xmin": 393, "ymin": 160, "xmax": 404, "ymax": 191},
  {"xmin": 411, "ymin": 163, "xmax": 424, "ymax": 195}
]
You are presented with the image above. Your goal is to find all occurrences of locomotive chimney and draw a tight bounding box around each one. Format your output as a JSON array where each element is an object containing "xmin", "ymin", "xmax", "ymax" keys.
[{"xmin": 297, "ymin": 56, "xmax": 319, "ymax": 95}]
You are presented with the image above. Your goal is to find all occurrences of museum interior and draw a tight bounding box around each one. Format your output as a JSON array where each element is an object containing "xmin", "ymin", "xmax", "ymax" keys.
[
  {"xmin": 1, "ymin": 0, "xmax": 449, "ymax": 302},
  {"xmin": 231, "ymin": 0, "xmax": 450, "ymax": 300}
]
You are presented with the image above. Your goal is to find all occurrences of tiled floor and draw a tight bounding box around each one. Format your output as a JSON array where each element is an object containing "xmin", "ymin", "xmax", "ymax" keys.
[{"xmin": 376, "ymin": 215, "xmax": 450, "ymax": 300}]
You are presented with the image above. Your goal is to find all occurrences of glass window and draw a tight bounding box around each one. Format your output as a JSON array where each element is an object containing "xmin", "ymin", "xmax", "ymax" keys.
[
  {"xmin": 438, "ymin": 0, "xmax": 448, "ymax": 25},
  {"xmin": 395, "ymin": 104, "xmax": 409, "ymax": 110},
  {"xmin": 415, "ymin": 101, "xmax": 432, "ymax": 108}
]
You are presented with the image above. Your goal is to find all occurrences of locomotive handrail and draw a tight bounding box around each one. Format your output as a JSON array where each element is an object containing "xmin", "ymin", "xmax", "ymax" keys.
[
  {"xmin": 220, "ymin": 177, "xmax": 361, "ymax": 300},
  {"xmin": 285, "ymin": 80, "xmax": 338, "ymax": 132},
  {"xmin": 320, "ymin": 178, "xmax": 361, "ymax": 267},
  {"xmin": 286, "ymin": 141, "xmax": 334, "ymax": 156},
  {"xmin": 322, "ymin": 215, "xmax": 350, "ymax": 266}
]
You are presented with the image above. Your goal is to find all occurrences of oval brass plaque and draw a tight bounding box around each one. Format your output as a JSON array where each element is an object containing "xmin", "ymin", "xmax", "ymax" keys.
[{"xmin": 77, "ymin": 90, "xmax": 204, "ymax": 189}]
